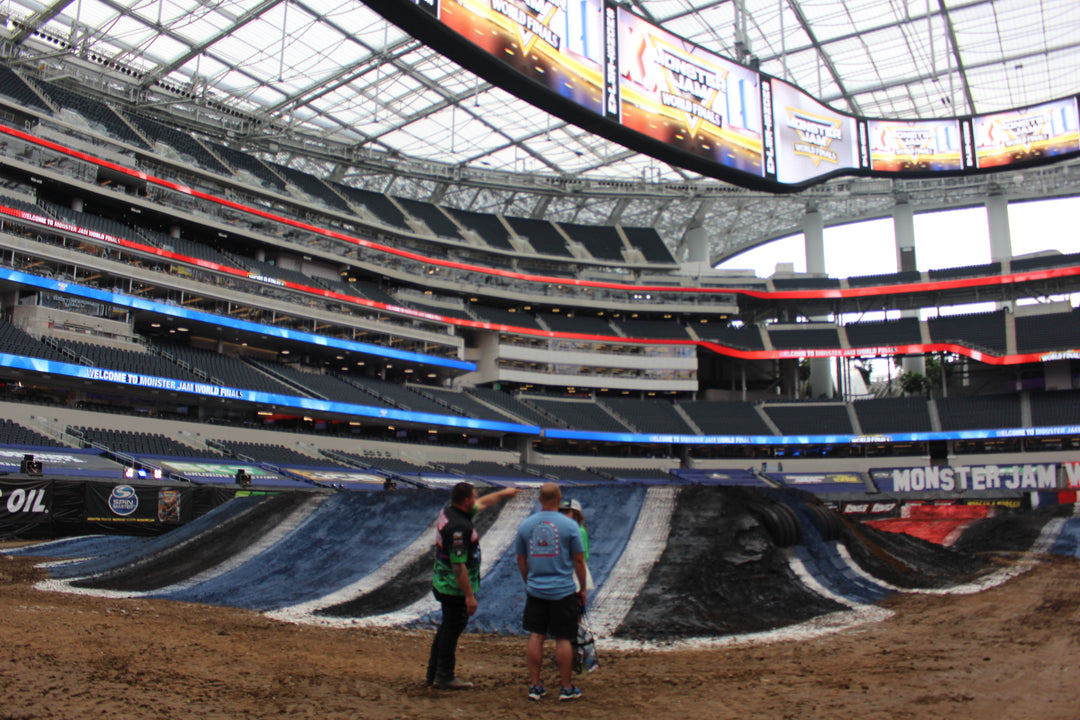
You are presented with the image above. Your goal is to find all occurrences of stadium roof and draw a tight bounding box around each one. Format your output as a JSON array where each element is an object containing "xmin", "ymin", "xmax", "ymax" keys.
[{"xmin": 2, "ymin": 0, "xmax": 1079, "ymax": 263}]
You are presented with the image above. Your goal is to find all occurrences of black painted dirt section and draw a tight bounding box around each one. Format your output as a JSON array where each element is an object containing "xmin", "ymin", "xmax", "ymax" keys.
[
  {"xmin": 615, "ymin": 486, "xmax": 844, "ymax": 640},
  {"xmin": 71, "ymin": 492, "xmax": 312, "ymax": 592},
  {"xmin": 953, "ymin": 504, "xmax": 1073, "ymax": 555},
  {"xmin": 836, "ymin": 513, "xmax": 988, "ymax": 589},
  {"xmin": 316, "ymin": 493, "xmax": 502, "ymax": 619}
]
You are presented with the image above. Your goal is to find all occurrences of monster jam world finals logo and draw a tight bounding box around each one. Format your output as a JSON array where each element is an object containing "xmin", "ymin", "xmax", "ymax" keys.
[
  {"xmin": 491, "ymin": 0, "xmax": 562, "ymax": 56},
  {"xmin": 651, "ymin": 39, "xmax": 726, "ymax": 137},
  {"xmin": 991, "ymin": 110, "xmax": 1053, "ymax": 151},
  {"xmin": 787, "ymin": 107, "xmax": 844, "ymax": 165},
  {"xmin": 880, "ymin": 126, "xmax": 938, "ymax": 162}
]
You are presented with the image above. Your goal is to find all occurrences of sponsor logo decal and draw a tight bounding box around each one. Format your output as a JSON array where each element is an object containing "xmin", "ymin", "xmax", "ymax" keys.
[{"xmin": 108, "ymin": 484, "xmax": 139, "ymax": 516}]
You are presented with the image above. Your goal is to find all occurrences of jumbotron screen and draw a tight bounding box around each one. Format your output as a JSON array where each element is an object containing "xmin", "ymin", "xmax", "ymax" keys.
[
  {"xmin": 365, "ymin": 0, "xmax": 1080, "ymax": 191},
  {"xmin": 971, "ymin": 98, "xmax": 1080, "ymax": 169},
  {"xmin": 434, "ymin": 0, "xmax": 605, "ymax": 115},
  {"xmin": 613, "ymin": 7, "xmax": 763, "ymax": 176},
  {"xmin": 867, "ymin": 118, "xmax": 964, "ymax": 173},
  {"xmin": 765, "ymin": 77, "xmax": 861, "ymax": 184}
]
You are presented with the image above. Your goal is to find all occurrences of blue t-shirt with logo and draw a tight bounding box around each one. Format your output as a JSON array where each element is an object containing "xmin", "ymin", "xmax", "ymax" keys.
[{"xmin": 515, "ymin": 510, "xmax": 585, "ymax": 600}]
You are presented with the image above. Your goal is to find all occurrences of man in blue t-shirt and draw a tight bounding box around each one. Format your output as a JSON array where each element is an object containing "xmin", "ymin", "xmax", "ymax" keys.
[{"xmin": 515, "ymin": 482, "xmax": 587, "ymax": 702}]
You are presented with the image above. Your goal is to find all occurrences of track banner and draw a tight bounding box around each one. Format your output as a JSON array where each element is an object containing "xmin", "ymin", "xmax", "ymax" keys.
[
  {"xmin": 0, "ymin": 479, "xmax": 52, "ymax": 536},
  {"xmin": 84, "ymin": 483, "xmax": 190, "ymax": 525}
]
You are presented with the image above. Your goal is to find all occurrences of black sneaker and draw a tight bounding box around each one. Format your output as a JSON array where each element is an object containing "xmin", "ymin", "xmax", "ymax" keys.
[
  {"xmin": 559, "ymin": 686, "xmax": 582, "ymax": 701},
  {"xmin": 528, "ymin": 685, "xmax": 547, "ymax": 701}
]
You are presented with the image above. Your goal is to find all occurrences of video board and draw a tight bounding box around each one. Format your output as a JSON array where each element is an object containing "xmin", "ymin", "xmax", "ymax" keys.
[
  {"xmin": 436, "ymin": 0, "xmax": 606, "ymax": 115},
  {"xmin": 613, "ymin": 7, "xmax": 763, "ymax": 175},
  {"xmin": 765, "ymin": 77, "xmax": 861, "ymax": 184},
  {"xmin": 362, "ymin": 0, "xmax": 1080, "ymax": 191},
  {"xmin": 970, "ymin": 97, "xmax": 1080, "ymax": 169},
  {"xmin": 867, "ymin": 118, "xmax": 964, "ymax": 172}
]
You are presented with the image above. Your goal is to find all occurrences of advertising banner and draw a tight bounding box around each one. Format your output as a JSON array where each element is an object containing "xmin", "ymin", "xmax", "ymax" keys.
[
  {"xmin": 0, "ymin": 447, "xmax": 121, "ymax": 477},
  {"xmin": 85, "ymin": 483, "xmax": 189, "ymax": 524},
  {"xmin": 777, "ymin": 472, "xmax": 867, "ymax": 493},
  {"xmin": 0, "ymin": 479, "xmax": 51, "ymax": 536},
  {"xmin": 870, "ymin": 463, "xmax": 1060, "ymax": 494}
]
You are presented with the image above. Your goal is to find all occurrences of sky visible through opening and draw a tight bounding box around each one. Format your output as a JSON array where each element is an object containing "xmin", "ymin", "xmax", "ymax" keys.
[{"xmin": 714, "ymin": 196, "xmax": 1080, "ymax": 388}]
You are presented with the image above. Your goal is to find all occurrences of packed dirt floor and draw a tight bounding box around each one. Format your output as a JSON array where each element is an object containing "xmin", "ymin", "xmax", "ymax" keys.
[{"xmin": 2, "ymin": 547, "xmax": 1079, "ymax": 720}]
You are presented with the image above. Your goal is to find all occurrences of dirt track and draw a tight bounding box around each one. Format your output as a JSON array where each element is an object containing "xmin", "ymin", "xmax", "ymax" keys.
[{"xmin": 3, "ymin": 550, "xmax": 1079, "ymax": 720}]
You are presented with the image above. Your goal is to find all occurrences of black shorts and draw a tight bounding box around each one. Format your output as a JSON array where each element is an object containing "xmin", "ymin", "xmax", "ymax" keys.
[{"xmin": 522, "ymin": 593, "xmax": 580, "ymax": 640}]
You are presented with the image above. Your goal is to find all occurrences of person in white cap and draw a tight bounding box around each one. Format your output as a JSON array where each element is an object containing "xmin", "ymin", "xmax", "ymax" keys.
[{"xmin": 559, "ymin": 498, "xmax": 594, "ymax": 591}]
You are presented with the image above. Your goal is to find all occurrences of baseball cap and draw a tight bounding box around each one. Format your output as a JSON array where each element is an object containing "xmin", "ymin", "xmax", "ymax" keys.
[{"xmin": 560, "ymin": 499, "xmax": 583, "ymax": 513}]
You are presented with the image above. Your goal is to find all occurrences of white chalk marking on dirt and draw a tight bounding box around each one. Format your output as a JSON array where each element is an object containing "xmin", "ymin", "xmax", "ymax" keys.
[
  {"xmin": 589, "ymin": 485, "xmax": 676, "ymax": 639},
  {"xmin": 290, "ymin": 489, "xmax": 537, "ymax": 629}
]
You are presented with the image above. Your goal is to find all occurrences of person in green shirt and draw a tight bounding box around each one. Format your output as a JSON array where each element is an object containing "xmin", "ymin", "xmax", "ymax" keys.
[
  {"xmin": 559, "ymin": 498, "xmax": 594, "ymax": 591},
  {"xmin": 427, "ymin": 481, "xmax": 518, "ymax": 690}
]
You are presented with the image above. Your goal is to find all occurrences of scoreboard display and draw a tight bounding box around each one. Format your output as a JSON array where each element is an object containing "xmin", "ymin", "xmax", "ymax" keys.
[
  {"xmin": 373, "ymin": 0, "xmax": 1080, "ymax": 192},
  {"xmin": 867, "ymin": 118, "xmax": 964, "ymax": 173},
  {"xmin": 971, "ymin": 98, "xmax": 1080, "ymax": 169},
  {"xmin": 436, "ymin": 0, "xmax": 606, "ymax": 115},
  {"xmin": 613, "ymin": 7, "xmax": 763, "ymax": 176},
  {"xmin": 765, "ymin": 77, "xmax": 860, "ymax": 184}
]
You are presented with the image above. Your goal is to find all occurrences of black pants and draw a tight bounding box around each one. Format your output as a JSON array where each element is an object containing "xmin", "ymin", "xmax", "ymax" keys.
[{"xmin": 427, "ymin": 589, "xmax": 469, "ymax": 684}]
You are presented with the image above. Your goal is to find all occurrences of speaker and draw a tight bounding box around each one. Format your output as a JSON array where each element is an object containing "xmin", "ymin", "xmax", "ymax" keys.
[{"xmin": 20, "ymin": 454, "xmax": 42, "ymax": 475}]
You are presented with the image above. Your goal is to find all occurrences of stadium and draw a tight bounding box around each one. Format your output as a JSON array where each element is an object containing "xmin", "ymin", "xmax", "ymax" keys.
[{"xmin": 1, "ymin": 0, "xmax": 1080, "ymax": 716}]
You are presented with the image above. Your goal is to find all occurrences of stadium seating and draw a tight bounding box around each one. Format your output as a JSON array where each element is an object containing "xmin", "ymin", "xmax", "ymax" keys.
[
  {"xmin": 936, "ymin": 395, "xmax": 1022, "ymax": 431},
  {"xmin": 525, "ymin": 397, "xmax": 633, "ymax": 433},
  {"xmin": 501, "ymin": 215, "xmax": 569, "ymax": 256},
  {"xmin": 763, "ymin": 403, "xmax": 854, "ymax": 436},
  {"xmin": 213, "ymin": 440, "xmax": 344, "ymax": 466},
  {"xmin": 600, "ymin": 397, "xmax": 697, "ymax": 434},
  {"xmin": 927, "ymin": 311, "xmax": 1008, "ymax": 354},
  {"xmin": 1029, "ymin": 390, "xmax": 1080, "ymax": 428},
  {"xmin": 768, "ymin": 326, "xmax": 840, "ymax": 350},
  {"xmin": 852, "ymin": 397, "xmax": 934, "ymax": 434},
  {"xmin": 0, "ymin": 419, "xmax": 64, "ymax": 447},
  {"xmin": 72, "ymin": 427, "xmax": 214, "ymax": 458},
  {"xmin": 677, "ymin": 400, "xmax": 774, "ymax": 436}
]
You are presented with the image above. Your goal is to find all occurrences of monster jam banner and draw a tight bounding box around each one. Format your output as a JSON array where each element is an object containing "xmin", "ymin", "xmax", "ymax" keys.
[
  {"xmin": 871, "ymin": 463, "xmax": 1061, "ymax": 494},
  {"xmin": 84, "ymin": 483, "xmax": 191, "ymax": 524},
  {"xmin": 0, "ymin": 479, "xmax": 51, "ymax": 536}
]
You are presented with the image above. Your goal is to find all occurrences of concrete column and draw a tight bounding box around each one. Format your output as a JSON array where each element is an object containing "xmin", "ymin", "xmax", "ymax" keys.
[
  {"xmin": 894, "ymin": 199, "xmax": 924, "ymax": 377},
  {"xmin": 802, "ymin": 206, "xmax": 833, "ymax": 397},
  {"xmin": 684, "ymin": 222, "xmax": 708, "ymax": 264},
  {"xmin": 893, "ymin": 199, "xmax": 916, "ymax": 271},
  {"xmin": 802, "ymin": 207, "xmax": 825, "ymax": 275},
  {"xmin": 986, "ymin": 192, "xmax": 1012, "ymax": 262}
]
